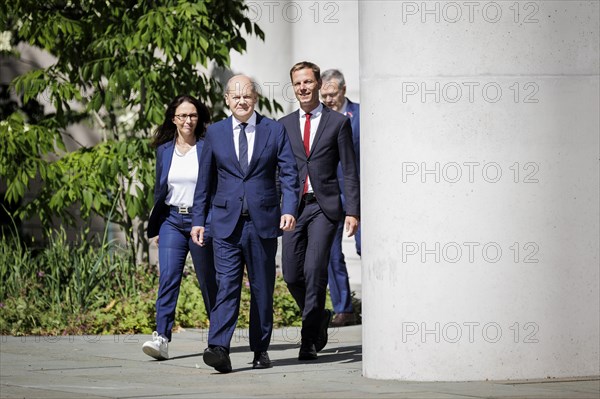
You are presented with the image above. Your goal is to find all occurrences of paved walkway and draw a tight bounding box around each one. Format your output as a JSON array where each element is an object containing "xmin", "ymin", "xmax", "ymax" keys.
[
  {"xmin": 3, "ymin": 238, "xmax": 599, "ymax": 398},
  {"xmin": 1, "ymin": 326, "xmax": 599, "ymax": 399}
]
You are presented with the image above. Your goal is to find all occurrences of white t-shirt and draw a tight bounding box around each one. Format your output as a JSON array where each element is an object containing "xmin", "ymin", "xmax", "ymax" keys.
[{"xmin": 165, "ymin": 145, "xmax": 198, "ymax": 208}]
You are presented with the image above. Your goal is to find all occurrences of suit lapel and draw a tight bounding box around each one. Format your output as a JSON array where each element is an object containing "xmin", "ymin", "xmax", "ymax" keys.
[
  {"xmin": 222, "ymin": 117, "xmax": 244, "ymax": 175},
  {"xmin": 195, "ymin": 139, "xmax": 203, "ymax": 161},
  {"xmin": 247, "ymin": 113, "xmax": 270, "ymax": 175},
  {"xmin": 287, "ymin": 110, "xmax": 306, "ymax": 160},
  {"xmin": 161, "ymin": 141, "xmax": 175, "ymax": 188},
  {"xmin": 310, "ymin": 105, "xmax": 330, "ymax": 156},
  {"xmin": 346, "ymin": 100, "xmax": 358, "ymax": 117}
]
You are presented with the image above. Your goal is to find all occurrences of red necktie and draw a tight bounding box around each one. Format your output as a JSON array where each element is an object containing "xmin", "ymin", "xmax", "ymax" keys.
[{"xmin": 302, "ymin": 113, "xmax": 311, "ymax": 194}]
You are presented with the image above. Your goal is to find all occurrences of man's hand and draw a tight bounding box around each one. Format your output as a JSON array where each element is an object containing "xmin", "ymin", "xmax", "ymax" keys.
[
  {"xmin": 191, "ymin": 226, "xmax": 205, "ymax": 246},
  {"xmin": 280, "ymin": 214, "xmax": 296, "ymax": 231},
  {"xmin": 344, "ymin": 215, "xmax": 359, "ymax": 237}
]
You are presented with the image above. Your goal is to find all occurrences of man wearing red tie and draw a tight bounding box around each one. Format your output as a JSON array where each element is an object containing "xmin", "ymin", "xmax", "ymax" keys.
[{"xmin": 280, "ymin": 61, "xmax": 360, "ymax": 360}]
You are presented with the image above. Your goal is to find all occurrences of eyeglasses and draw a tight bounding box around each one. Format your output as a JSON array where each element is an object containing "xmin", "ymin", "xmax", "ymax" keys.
[{"xmin": 174, "ymin": 113, "xmax": 199, "ymax": 121}]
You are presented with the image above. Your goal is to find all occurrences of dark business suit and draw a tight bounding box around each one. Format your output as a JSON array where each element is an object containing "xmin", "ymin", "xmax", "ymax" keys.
[
  {"xmin": 192, "ymin": 113, "xmax": 299, "ymax": 352},
  {"xmin": 280, "ymin": 104, "xmax": 360, "ymax": 344},
  {"xmin": 147, "ymin": 139, "xmax": 217, "ymax": 340},
  {"xmin": 329, "ymin": 99, "xmax": 361, "ymax": 315}
]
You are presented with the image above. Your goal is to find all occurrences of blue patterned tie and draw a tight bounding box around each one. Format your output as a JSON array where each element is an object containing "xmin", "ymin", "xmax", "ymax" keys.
[
  {"xmin": 239, "ymin": 122, "xmax": 248, "ymax": 174},
  {"xmin": 239, "ymin": 123, "xmax": 249, "ymax": 214}
]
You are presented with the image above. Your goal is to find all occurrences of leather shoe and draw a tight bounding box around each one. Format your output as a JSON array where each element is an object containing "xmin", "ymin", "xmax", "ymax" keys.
[
  {"xmin": 252, "ymin": 351, "xmax": 272, "ymax": 369},
  {"xmin": 315, "ymin": 309, "xmax": 333, "ymax": 352},
  {"xmin": 298, "ymin": 341, "xmax": 317, "ymax": 360},
  {"xmin": 330, "ymin": 312, "xmax": 356, "ymax": 327},
  {"xmin": 203, "ymin": 346, "xmax": 232, "ymax": 373}
]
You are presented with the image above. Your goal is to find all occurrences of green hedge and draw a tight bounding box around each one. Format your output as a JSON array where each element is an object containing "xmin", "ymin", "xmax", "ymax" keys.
[{"xmin": 0, "ymin": 227, "xmax": 307, "ymax": 335}]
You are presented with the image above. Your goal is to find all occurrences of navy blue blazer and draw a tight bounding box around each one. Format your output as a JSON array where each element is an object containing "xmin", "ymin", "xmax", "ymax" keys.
[
  {"xmin": 192, "ymin": 113, "xmax": 299, "ymax": 239},
  {"xmin": 280, "ymin": 105, "xmax": 360, "ymax": 221},
  {"xmin": 337, "ymin": 99, "xmax": 360, "ymax": 207},
  {"xmin": 147, "ymin": 139, "xmax": 207, "ymax": 238},
  {"xmin": 346, "ymin": 99, "xmax": 360, "ymax": 174}
]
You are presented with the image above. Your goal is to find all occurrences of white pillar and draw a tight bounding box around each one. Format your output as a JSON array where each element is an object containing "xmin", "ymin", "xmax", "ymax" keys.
[{"xmin": 360, "ymin": 1, "xmax": 599, "ymax": 381}]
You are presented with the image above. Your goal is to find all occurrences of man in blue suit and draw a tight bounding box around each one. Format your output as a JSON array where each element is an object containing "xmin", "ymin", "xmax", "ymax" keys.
[
  {"xmin": 191, "ymin": 75, "xmax": 299, "ymax": 373},
  {"xmin": 320, "ymin": 69, "xmax": 361, "ymax": 327}
]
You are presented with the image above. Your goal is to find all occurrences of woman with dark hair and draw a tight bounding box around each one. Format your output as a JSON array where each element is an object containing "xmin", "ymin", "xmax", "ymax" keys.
[{"xmin": 142, "ymin": 95, "xmax": 217, "ymax": 360}]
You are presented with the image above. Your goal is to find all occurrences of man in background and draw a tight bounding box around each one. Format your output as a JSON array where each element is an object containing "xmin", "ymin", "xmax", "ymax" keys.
[{"xmin": 320, "ymin": 68, "xmax": 361, "ymax": 327}]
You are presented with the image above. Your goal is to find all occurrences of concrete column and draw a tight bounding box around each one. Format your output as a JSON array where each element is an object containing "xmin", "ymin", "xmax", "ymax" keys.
[{"xmin": 360, "ymin": 1, "xmax": 599, "ymax": 381}]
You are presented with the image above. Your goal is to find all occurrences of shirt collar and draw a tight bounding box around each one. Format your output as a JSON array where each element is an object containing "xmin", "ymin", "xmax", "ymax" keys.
[
  {"xmin": 340, "ymin": 98, "xmax": 349, "ymax": 115},
  {"xmin": 232, "ymin": 111, "xmax": 257, "ymax": 129},
  {"xmin": 301, "ymin": 103, "xmax": 323, "ymax": 118}
]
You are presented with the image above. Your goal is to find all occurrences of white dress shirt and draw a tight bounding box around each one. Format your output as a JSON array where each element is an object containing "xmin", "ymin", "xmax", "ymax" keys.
[
  {"xmin": 232, "ymin": 112, "xmax": 257, "ymax": 166},
  {"xmin": 298, "ymin": 103, "xmax": 323, "ymax": 194},
  {"xmin": 339, "ymin": 98, "xmax": 349, "ymax": 115}
]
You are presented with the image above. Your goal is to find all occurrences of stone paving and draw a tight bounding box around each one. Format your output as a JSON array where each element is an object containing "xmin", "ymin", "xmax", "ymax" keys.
[
  {"xmin": 1, "ymin": 325, "xmax": 599, "ymax": 398},
  {"xmin": 3, "ymin": 238, "xmax": 598, "ymax": 398}
]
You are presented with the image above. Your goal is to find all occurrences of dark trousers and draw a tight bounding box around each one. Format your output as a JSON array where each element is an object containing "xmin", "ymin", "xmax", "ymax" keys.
[
  {"xmin": 327, "ymin": 219, "xmax": 354, "ymax": 314},
  {"xmin": 282, "ymin": 202, "xmax": 337, "ymax": 343},
  {"xmin": 156, "ymin": 209, "xmax": 217, "ymax": 341},
  {"xmin": 209, "ymin": 216, "xmax": 277, "ymax": 352},
  {"xmin": 354, "ymin": 225, "xmax": 362, "ymax": 256}
]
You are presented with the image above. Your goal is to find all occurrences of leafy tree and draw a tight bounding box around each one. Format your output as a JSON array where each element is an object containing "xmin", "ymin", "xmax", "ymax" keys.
[{"xmin": 0, "ymin": 0, "xmax": 276, "ymax": 261}]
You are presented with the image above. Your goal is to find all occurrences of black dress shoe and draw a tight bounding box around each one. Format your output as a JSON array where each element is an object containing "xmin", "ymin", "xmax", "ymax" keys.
[
  {"xmin": 252, "ymin": 351, "xmax": 272, "ymax": 369},
  {"xmin": 315, "ymin": 309, "xmax": 333, "ymax": 352},
  {"xmin": 298, "ymin": 341, "xmax": 317, "ymax": 360},
  {"xmin": 203, "ymin": 346, "xmax": 232, "ymax": 373}
]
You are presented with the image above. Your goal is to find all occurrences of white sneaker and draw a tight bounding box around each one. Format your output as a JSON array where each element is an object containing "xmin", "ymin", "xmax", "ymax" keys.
[{"xmin": 142, "ymin": 331, "xmax": 169, "ymax": 360}]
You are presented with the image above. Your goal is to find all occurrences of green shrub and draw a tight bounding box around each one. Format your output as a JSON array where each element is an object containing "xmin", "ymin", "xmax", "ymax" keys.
[
  {"xmin": 237, "ymin": 272, "xmax": 304, "ymax": 329},
  {"xmin": 175, "ymin": 270, "xmax": 210, "ymax": 329},
  {"xmin": 0, "ymin": 227, "xmax": 309, "ymax": 335}
]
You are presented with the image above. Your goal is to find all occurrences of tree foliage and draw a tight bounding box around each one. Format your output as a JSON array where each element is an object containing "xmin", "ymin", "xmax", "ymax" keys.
[{"xmin": 0, "ymin": 0, "xmax": 271, "ymax": 260}]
